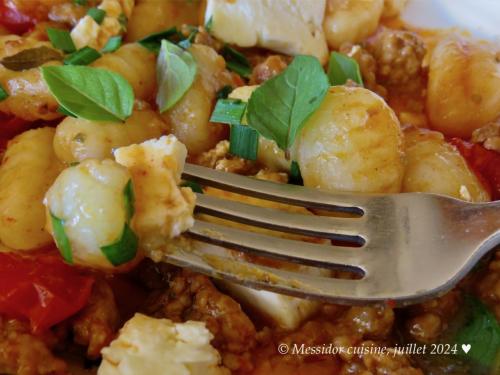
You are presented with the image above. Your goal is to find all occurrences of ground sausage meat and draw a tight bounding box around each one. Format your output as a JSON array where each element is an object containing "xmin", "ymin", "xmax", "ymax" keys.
[
  {"xmin": 476, "ymin": 251, "xmax": 500, "ymax": 320},
  {"xmin": 0, "ymin": 315, "xmax": 67, "ymax": 375}
]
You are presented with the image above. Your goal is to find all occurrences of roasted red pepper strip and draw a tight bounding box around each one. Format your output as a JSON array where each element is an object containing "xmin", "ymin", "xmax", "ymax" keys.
[
  {"xmin": 0, "ymin": 1, "xmax": 35, "ymax": 34},
  {"xmin": 0, "ymin": 250, "xmax": 94, "ymax": 333},
  {"xmin": 451, "ymin": 138, "xmax": 500, "ymax": 201}
]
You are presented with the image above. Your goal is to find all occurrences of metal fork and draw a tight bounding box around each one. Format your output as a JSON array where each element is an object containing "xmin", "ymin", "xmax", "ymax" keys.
[{"xmin": 165, "ymin": 163, "xmax": 500, "ymax": 306}]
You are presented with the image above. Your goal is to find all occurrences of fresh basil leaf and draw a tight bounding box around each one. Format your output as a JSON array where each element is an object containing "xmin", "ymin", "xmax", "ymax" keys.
[
  {"xmin": 181, "ymin": 180, "xmax": 203, "ymax": 194},
  {"xmin": 455, "ymin": 296, "xmax": 500, "ymax": 368},
  {"xmin": 74, "ymin": 0, "xmax": 87, "ymax": 5},
  {"xmin": 178, "ymin": 29, "xmax": 197, "ymax": 50},
  {"xmin": 87, "ymin": 7, "xmax": 106, "ymax": 24},
  {"xmin": 328, "ymin": 51, "xmax": 363, "ymax": 86},
  {"xmin": 205, "ymin": 16, "xmax": 213, "ymax": 33},
  {"xmin": 229, "ymin": 124, "xmax": 258, "ymax": 160},
  {"xmin": 0, "ymin": 46, "xmax": 63, "ymax": 71},
  {"xmin": 0, "ymin": 84, "xmax": 8, "ymax": 101},
  {"xmin": 156, "ymin": 40, "xmax": 197, "ymax": 113},
  {"xmin": 57, "ymin": 105, "xmax": 76, "ymax": 117},
  {"xmin": 210, "ymin": 99, "xmax": 246, "ymax": 125},
  {"xmin": 123, "ymin": 179, "xmax": 135, "ymax": 221},
  {"xmin": 102, "ymin": 36, "xmax": 122, "ymax": 53},
  {"xmin": 64, "ymin": 46, "xmax": 101, "ymax": 66},
  {"xmin": 41, "ymin": 65, "xmax": 134, "ymax": 122},
  {"xmin": 138, "ymin": 27, "xmax": 180, "ymax": 53},
  {"xmin": 289, "ymin": 161, "xmax": 303, "ymax": 185},
  {"xmin": 247, "ymin": 55, "xmax": 329, "ymax": 151},
  {"xmin": 221, "ymin": 45, "xmax": 251, "ymax": 78},
  {"xmin": 47, "ymin": 28, "xmax": 76, "ymax": 53},
  {"xmin": 100, "ymin": 223, "xmax": 138, "ymax": 266},
  {"xmin": 216, "ymin": 85, "xmax": 233, "ymax": 99},
  {"xmin": 50, "ymin": 212, "xmax": 73, "ymax": 264}
]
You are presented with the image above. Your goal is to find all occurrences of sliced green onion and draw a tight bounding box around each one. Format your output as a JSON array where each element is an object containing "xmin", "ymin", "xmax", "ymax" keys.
[
  {"xmin": 216, "ymin": 85, "xmax": 233, "ymax": 99},
  {"xmin": 0, "ymin": 84, "xmax": 8, "ymax": 102},
  {"xmin": 102, "ymin": 36, "xmax": 122, "ymax": 53},
  {"xmin": 100, "ymin": 223, "xmax": 138, "ymax": 266},
  {"xmin": 57, "ymin": 105, "xmax": 76, "ymax": 117},
  {"xmin": 87, "ymin": 8, "xmax": 106, "ymax": 24},
  {"xmin": 289, "ymin": 161, "xmax": 303, "ymax": 185},
  {"xmin": 229, "ymin": 124, "xmax": 258, "ymax": 161},
  {"xmin": 123, "ymin": 179, "xmax": 135, "ymax": 221},
  {"xmin": 181, "ymin": 180, "xmax": 203, "ymax": 194},
  {"xmin": 64, "ymin": 46, "xmax": 101, "ymax": 66},
  {"xmin": 50, "ymin": 212, "xmax": 73, "ymax": 264},
  {"xmin": 47, "ymin": 28, "xmax": 76, "ymax": 53},
  {"xmin": 327, "ymin": 52, "xmax": 363, "ymax": 86},
  {"xmin": 221, "ymin": 45, "xmax": 251, "ymax": 78},
  {"xmin": 210, "ymin": 99, "xmax": 247, "ymax": 125},
  {"xmin": 138, "ymin": 27, "xmax": 180, "ymax": 53}
]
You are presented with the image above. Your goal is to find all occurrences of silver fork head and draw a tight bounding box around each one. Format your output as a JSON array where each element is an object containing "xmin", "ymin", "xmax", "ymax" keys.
[{"xmin": 176, "ymin": 164, "xmax": 500, "ymax": 306}]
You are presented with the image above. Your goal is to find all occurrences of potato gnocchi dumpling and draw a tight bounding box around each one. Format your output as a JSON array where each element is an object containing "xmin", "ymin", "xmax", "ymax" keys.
[
  {"xmin": 114, "ymin": 136, "xmax": 196, "ymax": 255},
  {"xmin": 44, "ymin": 159, "xmax": 136, "ymax": 269},
  {"xmin": 53, "ymin": 106, "xmax": 167, "ymax": 164},
  {"xmin": 92, "ymin": 43, "xmax": 157, "ymax": 102},
  {"xmin": 125, "ymin": 0, "xmax": 201, "ymax": 42},
  {"xmin": 323, "ymin": 0, "xmax": 384, "ymax": 49},
  {"xmin": 402, "ymin": 127, "xmax": 490, "ymax": 202},
  {"xmin": 161, "ymin": 45, "xmax": 233, "ymax": 156},
  {"xmin": 0, "ymin": 128, "xmax": 64, "ymax": 250},
  {"xmin": 427, "ymin": 36, "xmax": 500, "ymax": 138},
  {"xmin": 297, "ymin": 86, "xmax": 404, "ymax": 193}
]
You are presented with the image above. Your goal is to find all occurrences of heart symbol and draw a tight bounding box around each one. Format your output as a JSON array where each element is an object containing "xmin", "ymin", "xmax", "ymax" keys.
[{"xmin": 462, "ymin": 344, "xmax": 471, "ymax": 354}]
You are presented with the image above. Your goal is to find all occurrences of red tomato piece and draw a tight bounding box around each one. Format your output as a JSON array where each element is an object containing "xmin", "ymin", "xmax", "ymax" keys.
[
  {"xmin": 451, "ymin": 138, "xmax": 500, "ymax": 201},
  {"xmin": 0, "ymin": 0, "xmax": 35, "ymax": 34},
  {"xmin": 0, "ymin": 250, "xmax": 94, "ymax": 333},
  {"xmin": 0, "ymin": 113, "xmax": 33, "ymax": 139}
]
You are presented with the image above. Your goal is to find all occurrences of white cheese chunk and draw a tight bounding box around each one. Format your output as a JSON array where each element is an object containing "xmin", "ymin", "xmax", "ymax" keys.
[
  {"xmin": 99, "ymin": 314, "xmax": 229, "ymax": 375},
  {"xmin": 205, "ymin": 0, "xmax": 329, "ymax": 64}
]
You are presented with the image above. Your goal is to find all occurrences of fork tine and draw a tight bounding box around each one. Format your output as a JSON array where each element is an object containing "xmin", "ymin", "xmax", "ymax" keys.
[
  {"xmin": 195, "ymin": 194, "xmax": 366, "ymax": 243},
  {"xmin": 163, "ymin": 246, "xmax": 373, "ymax": 304},
  {"xmin": 187, "ymin": 220, "xmax": 367, "ymax": 273},
  {"xmin": 183, "ymin": 163, "xmax": 369, "ymax": 215}
]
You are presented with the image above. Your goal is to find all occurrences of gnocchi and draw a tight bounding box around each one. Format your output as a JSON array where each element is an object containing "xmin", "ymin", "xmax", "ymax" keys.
[
  {"xmin": 427, "ymin": 36, "xmax": 500, "ymax": 138},
  {"xmin": 402, "ymin": 127, "xmax": 490, "ymax": 202},
  {"xmin": 323, "ymin": 0, "xmax": 384, "ymax": 49},
  {"xmin": 92, "ymin": 43, "xmax": 157, "ymax": 102},
  {"xmin": 53, "ymin": 106, "xmax": 167, "ymax": 164},
  {"xmin": 44, "ymin": 159, "xmax": 137, "ymax": 269},
  {"xmin": 0, "ymin": 128, "xmax": 64, "ymax": 250},
  {"xmin": 161, "ymin": 44, "xmax": 233, "ymax": 156},
  {"xmin": 297, "ymin": 86, "xmax": 405, "ymax": 193}
]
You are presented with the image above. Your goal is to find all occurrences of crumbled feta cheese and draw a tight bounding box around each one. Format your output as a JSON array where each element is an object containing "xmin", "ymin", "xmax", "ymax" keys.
[
  {"xmin": 98, "ymin": 314, "xmax": 229, "ymax": 375},
  {"xmin": 205, "ymin": 0, "xmax": 329, "ymax": 64}
]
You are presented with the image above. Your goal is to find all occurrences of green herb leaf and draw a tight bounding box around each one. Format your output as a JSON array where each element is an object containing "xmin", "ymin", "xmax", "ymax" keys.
[
  {"xmin": 181, "ymin": 180, "xmax": 203, "ymax": 194},
  {"xmin": 0, "ymin": 84, "xmax": 8, "ymax": 102},
  {"xmin": 210, "ymin": 99, "xmax": 246, "ymax": 125},
  {"xmin": 216, "ymin": 85, "xmax": 233, "ymax": 99},
  {"xmin": 87, "ymin": 7, "xmax": 106, "ymax": 24},
  {"xmin": 205, "ymin": 16, "xmax": 213, "ymax": 33},
  {"xmin": 100, "ymin": 223, "xmax": 138, "ymax": 266},
  {"xmin": 50, "ymin": 212, "xmax": 73, "ymax": 264},
  {"xmin": 57, "ymin": 105, "xmax": 76, "ymax": 117},
  {"xmin": 64, "ymin": 46, "xmax": 101, "ymax": 66},
  {"xmin": 138, "ymin": 27, "xmax": 180, "ymax": 53},
  {"xmin": 247, "ymin": 55, "xmax": 329, "ymax": 151},
  {"xmin": 455, "ymin": 296, "xmax": 500, "ymax": 367},
  {"xmin": 118, "ymin": 13, "xmax": 128, "ymax": 32},
  {"xmin": 229, "ymin": 124, "xmax": 258, "ymax": 160},
  {"xmin": 74, "ymin": 0, "xmax": 87, "ymax": 5},
  {"xmin": 327, "ymin": 51, "xmax": 363, "ymax": 86},
  {"xmin": 221, "ymin": 45, "xmax": 251, "ymax": 78},
  {"xmin": 47, "ymin": 28, "xmax": 76, "ymax": 53},
  {"xmin": 289, "ymin": 161, "xmax": 303, "ymax": 185},
  {"xmin": 102, "ymin": 36, "xmax": 122, "ymax": 53},
  {"xmin": 123, "ymin": 179, "xmax": 135, "ymax": 221},
  {"xmin": 41, "ymin": 65, "xmax": 134, "ymax": 122},
  {"xmin": 0, "ymin": 46, "xmax": 63, "ymax": 71},
  {"xmin": 156, "ymin": 40, "xmax": 197, "ymax": 112}
]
